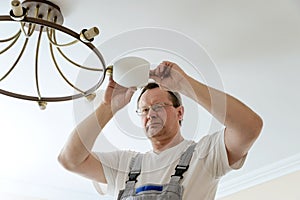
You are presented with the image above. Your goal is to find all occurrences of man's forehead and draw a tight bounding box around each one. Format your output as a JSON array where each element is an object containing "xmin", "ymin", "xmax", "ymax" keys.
[{"xmin": 139, "ymin": 88, "xmax": 170, "ymax": 104}]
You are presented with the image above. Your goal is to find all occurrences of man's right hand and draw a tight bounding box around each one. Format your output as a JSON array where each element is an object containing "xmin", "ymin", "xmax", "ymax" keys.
[{"xmin": 103, "ymin": 76, "xmax": 137, "ymax": 114}]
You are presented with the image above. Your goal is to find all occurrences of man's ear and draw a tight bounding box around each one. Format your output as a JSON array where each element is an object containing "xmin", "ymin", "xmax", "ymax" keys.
[{"xmin": 177, "ymin": 106, "xmax": 184, "ymax": 120}]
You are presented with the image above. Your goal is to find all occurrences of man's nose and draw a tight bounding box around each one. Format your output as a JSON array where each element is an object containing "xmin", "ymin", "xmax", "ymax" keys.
[{"xmin": 146, "ymin": 108, "xmax": 157, "ymax": 118}]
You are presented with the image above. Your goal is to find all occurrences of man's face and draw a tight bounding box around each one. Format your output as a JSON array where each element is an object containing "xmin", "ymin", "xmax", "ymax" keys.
[{"xmin": 138, "ymin": 88, "xmax": 183, "ymax": 139}]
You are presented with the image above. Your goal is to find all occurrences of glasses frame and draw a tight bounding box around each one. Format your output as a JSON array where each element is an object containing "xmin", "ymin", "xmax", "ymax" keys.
[{"xmin": 136, "ymin": 102, "xmax": 174, "ymax": 116}]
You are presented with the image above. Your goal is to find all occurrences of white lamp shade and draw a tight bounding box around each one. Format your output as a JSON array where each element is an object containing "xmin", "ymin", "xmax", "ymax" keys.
[{"xmin": 113, "ymin": 56, "xmax": 150, "ymax": 88}]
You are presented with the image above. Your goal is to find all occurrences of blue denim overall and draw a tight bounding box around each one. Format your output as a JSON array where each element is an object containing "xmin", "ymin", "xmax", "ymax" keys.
[{"xmin": 117, "ymin": 143, "xmax": 196, "ymax": 200}]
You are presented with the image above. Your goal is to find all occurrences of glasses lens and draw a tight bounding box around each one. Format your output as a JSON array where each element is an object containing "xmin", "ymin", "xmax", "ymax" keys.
[
  {"xmin": 136, "ymin": 103, "xmax": 173, "ymax": 116},
  {"xmin": 152, "ymin": 104, "xmax": 163, "ymax": 112}
]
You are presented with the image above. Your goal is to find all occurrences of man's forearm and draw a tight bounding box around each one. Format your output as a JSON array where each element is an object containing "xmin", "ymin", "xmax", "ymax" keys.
[
  {"xmin": 181, "ymin": 75, "xmax": 262, "ymax": 134},
  {"xmin": 58, "ymin": 103, "xmax": 113, "ymax": 169}
]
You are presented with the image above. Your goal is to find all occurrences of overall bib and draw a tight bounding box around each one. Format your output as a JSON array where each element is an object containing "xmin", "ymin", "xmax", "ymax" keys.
[{"xmin": 117, "ymin": 143, "xmax": 196, "ymax": 200}]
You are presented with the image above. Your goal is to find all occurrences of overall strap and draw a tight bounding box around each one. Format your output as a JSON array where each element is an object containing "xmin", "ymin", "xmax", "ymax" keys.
[
  {"xmin": 122, "ymin": 153, "xmax": 143, "ymax": 197},
  {"xmin": 128, "ymin": 153, "xmax": 143, "ymax": 182},
  {"xmin": 170, "ymin": 142, "xmax": 197, "ymax": 183}
]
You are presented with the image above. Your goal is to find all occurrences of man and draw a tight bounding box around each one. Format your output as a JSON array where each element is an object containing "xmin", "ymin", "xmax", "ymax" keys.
[{"xmin": 58, "ymin": 61, "xmax": 263, "ymax": 199}]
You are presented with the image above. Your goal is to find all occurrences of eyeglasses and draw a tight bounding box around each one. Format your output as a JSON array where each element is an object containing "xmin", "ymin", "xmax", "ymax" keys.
[{"xmin": 136, "ymin": 103, "xmax": 174, "ymax": 116}]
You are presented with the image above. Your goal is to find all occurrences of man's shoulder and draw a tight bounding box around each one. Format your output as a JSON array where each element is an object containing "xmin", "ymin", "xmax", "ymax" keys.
[
  {"xmin": 193, "ymin": 129, "xmax": 225, "ymax": 158},
  {"xmin": 196, "ymin": 129, "xmax": 224, "ymax": 144}
]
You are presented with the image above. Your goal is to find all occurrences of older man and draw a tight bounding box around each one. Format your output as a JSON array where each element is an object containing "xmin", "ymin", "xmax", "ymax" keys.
[{"xmin": 58, "ymin": 61, "xmax": 263, "ymax": 199}]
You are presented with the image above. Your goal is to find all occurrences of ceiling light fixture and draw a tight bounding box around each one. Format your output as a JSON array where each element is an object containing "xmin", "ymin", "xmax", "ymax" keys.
[{"xmin": 0, "ymin": 0, "xmax": 107, "ymax": 109}]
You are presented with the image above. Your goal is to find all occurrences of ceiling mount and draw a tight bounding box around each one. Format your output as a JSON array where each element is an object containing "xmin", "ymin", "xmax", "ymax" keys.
[
  {"xmin": 22, "ymin": 0, "xmax": 64, "ymax": 29},
  {"xmin": 0, "ymin": 0, "xmax": 107, "ymax": 109}
]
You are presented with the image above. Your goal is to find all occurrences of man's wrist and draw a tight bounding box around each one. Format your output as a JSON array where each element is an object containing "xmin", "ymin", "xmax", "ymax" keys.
[{"xmin": 96, "ymin": 102, "xmax": 113, "ymax": 122}]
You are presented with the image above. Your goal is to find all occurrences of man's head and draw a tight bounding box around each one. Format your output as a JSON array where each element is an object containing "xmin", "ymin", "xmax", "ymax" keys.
[{"xmin": 136, "ymin": 82, "xmax": 184, "ymax": 138}]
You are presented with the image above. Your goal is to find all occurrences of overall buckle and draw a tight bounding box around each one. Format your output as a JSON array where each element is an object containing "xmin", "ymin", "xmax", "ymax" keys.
[
  {"xmin": 126, "ymin": 170, "xmax": 140, "ymax": 183},
  {"xmin": 171, "ymin": 165, "xmax": 189, "ymax": 179}
]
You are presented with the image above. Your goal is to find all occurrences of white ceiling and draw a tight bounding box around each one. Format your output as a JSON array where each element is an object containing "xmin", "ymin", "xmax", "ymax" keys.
[
  {"xmin": 1, "ymin": 0, "xmax": 300, "ymax": 199},
  {"xmin": 220, "ymin": 170, "xmax": 300, "ymax": 200}
]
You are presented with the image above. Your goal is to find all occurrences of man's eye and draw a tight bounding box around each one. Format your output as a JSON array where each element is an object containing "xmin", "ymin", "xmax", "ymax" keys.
[
  {"xmin": 152, "ymin": 104, "xmax": 162, "ymax": 111},
  {"xmin": 142, "ymin": 108, "xmax": 149, "ymax": 113}
]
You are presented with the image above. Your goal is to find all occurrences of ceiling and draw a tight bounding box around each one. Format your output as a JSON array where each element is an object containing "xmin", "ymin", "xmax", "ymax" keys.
[
  {"xmin": 219, "ymin": 170, "xmax": 300, "ymax": 200},
  {"xmin": 1, "ymin": 0, "xmax": 300, "ymax": 199}
]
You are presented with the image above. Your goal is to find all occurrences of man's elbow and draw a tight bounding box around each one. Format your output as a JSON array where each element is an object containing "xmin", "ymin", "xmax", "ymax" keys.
[
  {"xmin": 250, "ymin": 114, "xmax": 263, "ymax": 139},
  {"xmin": 57, "ymin": 152, "xmax": 77, "ymax": 171}
]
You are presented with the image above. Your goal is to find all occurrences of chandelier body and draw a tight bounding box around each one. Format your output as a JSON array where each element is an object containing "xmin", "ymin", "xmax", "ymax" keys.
[{"xmin": 0, "ymin": 0, "xmax": 107, "ymax": 109}]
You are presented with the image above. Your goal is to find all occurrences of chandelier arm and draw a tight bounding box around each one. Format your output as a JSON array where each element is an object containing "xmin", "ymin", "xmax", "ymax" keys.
[
  {"xmin": 0, "ymin": 88, "xmax": 86, "ymax": 102},
  {"xmin": 0, "ymin": 29, "xmax": 21, "ymax": 42},
  {"xmin": 26, "ymin": 5, "xmax": 39, "ymax": 36},
  {"xmin": 45, "ymin": 8, "xmax": 79, "ymax": 47},
  {"xmin": 49, "ymin": 42, "xmax": 85, "ymax": 94},
  {"xmin": 20, "ymin": 22, "xmax": 28, "ymax": 36},
  {"xmin": 51, "ymin": 29, "xmax": 103, "ymax": 72},
  {"xmin": 26, "ymin": 22, "xmax": 36, "ymax": 36},
  {"xmin": 56, "ymin": 47, "xmax": 103, "ymax": 71},
  {"xmin": 20, "ymin": 22, "xmax": 36, "ymax": 37},
  {"xmin": 24, "ymin": 16, "xmax": 106, "ymax": 69},
  {"xmin": 47, "ymin": 28, "xmax": 78, "ymax": 47},
  {"xmin": 20, "ymin": 5, "xmax": 38, "ymax": 37},
  {"xmin": 0, "ymin": 30, "xmax": 21, "ymax": 54},
  {"xmin": 0, "ymin": 37, "xmax": 29, "ymax": 82},
  {"xmin": 35, "ymin": 26, "xmax": 43, "ymax": 100}
]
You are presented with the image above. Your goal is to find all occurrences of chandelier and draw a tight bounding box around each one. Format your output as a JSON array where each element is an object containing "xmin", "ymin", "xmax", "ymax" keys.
[{"xmin": 0, "ymin": 0, "xmax": 108, "ymax": 109}]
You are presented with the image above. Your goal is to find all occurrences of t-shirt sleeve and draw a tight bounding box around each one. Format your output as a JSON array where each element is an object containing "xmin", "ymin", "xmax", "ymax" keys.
[
  {"xmin": 94, "ymin": 150, "xmax": 137, "ymax": 196},
  {"xmin": 195, "ymin": 129, "xmax": 247, "ymax": 178},
  {"xmin": 94, "ymin": 151, "xmax": 120, "ymax": 195}
]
